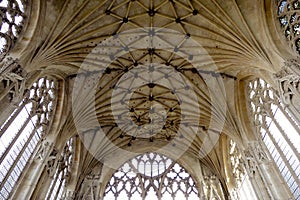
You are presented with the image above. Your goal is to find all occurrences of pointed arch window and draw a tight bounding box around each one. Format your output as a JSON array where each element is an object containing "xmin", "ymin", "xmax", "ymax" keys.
[
  {"xmin": 104, "ymin": 152, "xmax": 200, "ymax": 200},
  {"xmin": 0, "ymin": 77, "xmax": 57, "ymax": 199},
  {"xmin": 247, "ymin": 78, "xmax": 300, "ymax": 199}
]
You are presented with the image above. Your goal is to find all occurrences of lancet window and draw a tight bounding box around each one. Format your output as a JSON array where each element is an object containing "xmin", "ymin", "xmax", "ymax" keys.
[
  {"xmin": 0, "ymin": 77, "xmax": 57, "ymax": 199},
  {"xmin": 247, "ymin": 78, "xmax": 300, "ymax": 199}
]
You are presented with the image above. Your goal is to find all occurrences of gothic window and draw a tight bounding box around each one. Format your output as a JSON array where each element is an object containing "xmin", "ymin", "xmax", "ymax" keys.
[
  {"xmin": 45, "ymin": 136, "xmax": 75, "ymax": 200},
  {"xmin": 104, "ymin": 152, "xmax": 200, "ymax": 200},
  {"xmin": 247, "ymin": 78, "xmax": 300, "ymax": 199},
  {"xmin": 0, "ymin": 77, "xmax": 57, "ymax": 199},
  {"xmin": 0, "ymin": 0, "xmax": 28, "ymax": 59},
  {"xmin": 277, "ymin": 0, "xmax": 300, "ymax": 54}
]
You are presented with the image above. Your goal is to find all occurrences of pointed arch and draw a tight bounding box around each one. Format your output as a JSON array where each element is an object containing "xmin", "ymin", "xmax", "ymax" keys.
[
  {"xmin": 104, "ymin": 152, "xmax": 202, "ymax": 200},
  {"xmin": 0, "ymin": 76, "xmax": 57, "ymax": 199}
]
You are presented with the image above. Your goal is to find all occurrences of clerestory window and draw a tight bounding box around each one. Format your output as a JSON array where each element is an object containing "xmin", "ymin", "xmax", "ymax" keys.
[
  {"xmin": 247, "ymin": 78, "xmax": 300, "ymax": 199},
  {"xmin": 0, "ymin": 77, "xmax": 57, "ymax": 199}
]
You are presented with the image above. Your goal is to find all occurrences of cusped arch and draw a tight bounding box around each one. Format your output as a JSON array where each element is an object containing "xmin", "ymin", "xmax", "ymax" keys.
[
  {"xmin": 103, "ymin": 152, "xmax": 202, "ymax": 200},
  {"xmin": 102, "ymin": 152, "xmax": 228, "ymax": 200}
]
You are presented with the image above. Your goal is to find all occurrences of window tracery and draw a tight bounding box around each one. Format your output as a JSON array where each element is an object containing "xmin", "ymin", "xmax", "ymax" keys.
[
  {"xmin": 0, "ymin": 77, "xmax": 57, "ymax": 199},
  {"xmin": 277, "ymin": 0, "xmax": 300, "ymax": 54},
  {"xmin": 104, "ymin": 152, "xmax": 200, "ymax": 200},
  {"xmin": 247, "ymin": 78, "xmax": 300, "ymax": 199},
  {"xmin": 0, "ymin": 0, "xmax": 28, "ymax": 60},
  {"xmin": 45, "ymin": 136, "xmax": 75, "ymax": 200}
]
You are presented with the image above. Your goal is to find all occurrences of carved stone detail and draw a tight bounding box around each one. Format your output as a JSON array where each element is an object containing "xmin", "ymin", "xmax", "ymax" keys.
[
  {"xmin": 243, "ymin": 142, "xmax": 269, "ymax": 178},
  {"xmin": 46, "ymin": 148, "xmax": 58, "ymax": 178},
  {"xmin": 65, "ymin": 191, "xmax": 76, "ymax": 200},
  {"xmin": 276, "ymin": 59, "xmax": 300, "ymax": 110},
  {"xmin": 78, "ymin": 165, "xmax": 102, "ymax": 200},
  {"xmin": 34, "ymin": 139, "xmax": 53, "ymax": 162},
  {"xmin": 0, "ymin": 57, "xmax": 27, "ymax": 103},
  {"xmin": 229, "ymin": 140, "xmax": 246, "ymax": 188},
  {"xmin": 277, "ymin": 1, "xmax": 300, "ymax": 54}
]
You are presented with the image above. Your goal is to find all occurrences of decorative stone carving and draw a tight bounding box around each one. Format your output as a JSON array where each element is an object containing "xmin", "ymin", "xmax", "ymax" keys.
[
  {"xmin": 243, "ymin": 146, "xmax": 258, "ymax": 178},
  {"xmin": 65, "ymin": 191, "xmax": 75, "ymax": 200},
  {"xmin": 0, "ymin": 57, "xmax": 27, "ymax": 103},
  {"xmin": 34, "ymin": 139, "xmax": 53, "ymax": 161},
  {"xmin": 277, "ymin": 0, "xmax": 300, "ymax": 54},
  {"xmin": 46, "ymin": 148, "xmax": 58, "ymax": 178},
  {"xmin": 202, "ymin": 174, "xmax": 225, "ymax": 200},
  {"xmin": 75, "ymin": 164, "xmax": 102, "ymax": 200},
  {"xmin": 243, "ymin": 142, "xmax": 269, "ymax": 178},
  {"xmin": 276, "ymin": 59, "xmax": 300, "ymax": 110},
  {"xmin": 253, "ymin": 142, "xmax": 268, "ymax": 163},
  {"xmin": 229, "ymin": 140, "xmax": 246, "ymax": 188},
  {"xmin": 44, "ymin": 137, "xmax": 76, "ymax": 199},
  {"xmin": 229, "ymin": 188, "xmax": 240, "ymax": 200}
]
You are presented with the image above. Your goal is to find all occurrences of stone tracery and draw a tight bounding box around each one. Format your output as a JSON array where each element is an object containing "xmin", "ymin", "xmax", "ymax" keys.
[
  {"xmin": 103, "ymin": 152, "xmax": 224, "ymax": 200},
  {"xmin": 247, "ymin": 78, "xmax": 300, "ymax": 199},
  {"xmin": 277, "ymin": 0, "xmax": 300, "ymax": 55},
  {"xmin": 0, "ymin": 76, "xmax": 57, "ymax": 199},
  {"xmin": 0, "ymin": 0, "xmax": 299, "ymax": 199},
  {"xmin": 0, "ymin": 0, "xmax": 27, "ymax": 60}
]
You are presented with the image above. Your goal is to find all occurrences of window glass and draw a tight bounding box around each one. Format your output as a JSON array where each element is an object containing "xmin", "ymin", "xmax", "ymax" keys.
[
  {"xmin": 0, "ymin": 77, "xmax": 57, "ymax": 199},
  {"xmin": 247, "ymin": 78, "xmax": 300, "ymax": 199}
]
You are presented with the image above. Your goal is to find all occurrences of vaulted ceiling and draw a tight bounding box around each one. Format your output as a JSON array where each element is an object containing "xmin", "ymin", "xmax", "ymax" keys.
[{"xmin": 11, "ymin": 0, "xmax": 291, "ymax": 188}]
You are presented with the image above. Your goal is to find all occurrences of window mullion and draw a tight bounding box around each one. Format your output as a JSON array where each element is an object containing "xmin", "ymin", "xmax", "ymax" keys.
[
  {"xmin": 0, "ymin": 125, "xmax": 39, "ymax": 190},
  {"xmin": 46, "ymin": 168, "xmax": 60, "ymax": 200},
  {"xmin": 277, "ymin": 103, "xmax": 300, "ymax": 135},
  {"xmin": 0, "ymin": 115, "xmax": 31, "ymax": 163},
  {"xmin": 263, "ymin": 127, "xmax": 300, "ymax": 187},
  {"xmin": 53, "ymin": 171, "xmax": 65, "ymax": 200},
  {"xmin": 268, "ymin": 113, "xmax": 300, "ymax": 160},
  {"xmin": 0, "ymin": 100, "xmax": 27, "ymax": 138}
]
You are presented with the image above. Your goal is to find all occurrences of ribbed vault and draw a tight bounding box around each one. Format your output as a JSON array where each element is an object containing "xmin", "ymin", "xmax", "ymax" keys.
[
  {"xmin": 4, "ymin": 0, "xmax": 292, "ymax": 199},
  {"xmin": 16, "ymin": 0, "xmax": 281, "ymax": 189},
  {"xmin": 22, "ymin": 0, "xmax": 278, "ymax": 75}
]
